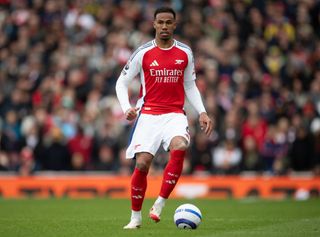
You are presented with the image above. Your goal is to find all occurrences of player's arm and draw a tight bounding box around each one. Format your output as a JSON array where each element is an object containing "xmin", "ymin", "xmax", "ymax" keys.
[
  {"xmin": 115, "ymin": 56, "xmax": 140, "ymax": 121},
  {"xmin": 184, "ymin": 50, "xmax": 213, "ymax": 136},
  {"xmin": 184, "ymin": 80, "xmax": 213, "ymax": 136}
]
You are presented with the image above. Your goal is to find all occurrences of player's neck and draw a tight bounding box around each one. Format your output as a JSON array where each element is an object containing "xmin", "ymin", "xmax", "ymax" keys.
[{"xmin": 155, "ymin": 38, "xmax": 174, "ymax": 49}]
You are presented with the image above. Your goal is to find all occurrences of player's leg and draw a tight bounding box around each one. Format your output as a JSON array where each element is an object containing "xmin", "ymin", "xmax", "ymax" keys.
[
  {"xmin": 124, "ymin": 152, "xmax": 153, "ymax": 229},
  {"xmin": 160, "ymin": 136, "xmax": 188, "ymax": 198},
  {"xmin": 149, "ymin": 113, "xmax": 190, "ymax": 222},
  {"xmin": 124, "ymin": 113, "xmax": 162, "ymax": 228},
  {"xmin": 149, "ymin": 136, "xmax": 188, "ymax": 222}
]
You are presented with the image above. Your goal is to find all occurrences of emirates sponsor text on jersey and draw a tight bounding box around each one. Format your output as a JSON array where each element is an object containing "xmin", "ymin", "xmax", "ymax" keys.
[{"xmin": 150, "ymin": 68, "xmax": 183, "ymax": 83}]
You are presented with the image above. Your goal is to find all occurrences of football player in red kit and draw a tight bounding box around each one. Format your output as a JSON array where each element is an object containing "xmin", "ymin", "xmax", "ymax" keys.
[{"xmin": 116, "ymin": 6, "xmax": 213, "ymax": 229}]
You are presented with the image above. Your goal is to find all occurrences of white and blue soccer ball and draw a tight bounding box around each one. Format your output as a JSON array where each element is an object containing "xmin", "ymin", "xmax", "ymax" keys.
[{"xmin": 174, "ymin": 203, "xmax": 202, "ymax": 229}]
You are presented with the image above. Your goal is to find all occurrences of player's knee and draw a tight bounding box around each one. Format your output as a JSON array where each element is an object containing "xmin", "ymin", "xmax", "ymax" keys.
[
  {"xmin": 135, "ymin": 158, "xmax": 152, "ymax": 172},
  {"xmin": 175, "ymin": 142, "xmax": 188, "ymax": 151},
  {"xmin": 135, "ymin": 153, "xmax": 153, "ymax": 172},
  {"xmin": 170, "ymin": 137, "xmax": 188, "ymax": 151},
  {"xmin": 135, "ymin": 162, "xmax": 149, "ymax": 172}
]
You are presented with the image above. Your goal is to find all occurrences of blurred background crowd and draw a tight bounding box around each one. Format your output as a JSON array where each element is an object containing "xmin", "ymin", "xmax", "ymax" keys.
[{"xmin": 0, "ymin": 0, "xmax": 320, "ymax": 176}]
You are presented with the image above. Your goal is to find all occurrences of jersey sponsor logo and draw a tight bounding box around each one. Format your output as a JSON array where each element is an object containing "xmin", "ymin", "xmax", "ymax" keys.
[
  {"xmin": 175, "ymin": 59, "xmax": 184, "ymax": 64},
  {"xmin": 150, "ymin": 60, "xmax": 159, "ymax": 66},
  {"xmin": 150, "ymin": 68, "xmax": 184, "ymax": 83},
  {"xmin": 150, "ymin": 68, "xmax": 183, "ymax": 76}
]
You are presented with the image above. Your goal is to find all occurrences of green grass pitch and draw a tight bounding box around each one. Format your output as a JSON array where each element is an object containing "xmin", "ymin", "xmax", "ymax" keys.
[{"xmin": 0, "ymin": 198, "xmax": 319, "ymax": 237}]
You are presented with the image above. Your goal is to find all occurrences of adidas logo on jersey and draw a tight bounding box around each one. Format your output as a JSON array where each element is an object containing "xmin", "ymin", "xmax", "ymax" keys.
[{"xmin": 150, "ymin": 60, "xmax": 159, "ymax": 66}]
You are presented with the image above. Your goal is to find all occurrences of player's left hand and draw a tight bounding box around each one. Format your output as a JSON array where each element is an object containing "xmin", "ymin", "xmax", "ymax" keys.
[{"xmin": 199, "ymin": 112, "xmax": 213, "ymax": 136}]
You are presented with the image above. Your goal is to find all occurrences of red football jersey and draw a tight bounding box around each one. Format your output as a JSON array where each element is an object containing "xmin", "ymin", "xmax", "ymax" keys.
[{"xmin": 121, "ymin": 40, "xmax": 196, "ymax": 115}]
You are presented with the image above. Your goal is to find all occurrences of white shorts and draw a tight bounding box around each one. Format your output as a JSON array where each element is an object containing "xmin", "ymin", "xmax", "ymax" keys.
[{"xmin": 126, "ymin": 113, "xmax": 190, "ymax": 159}]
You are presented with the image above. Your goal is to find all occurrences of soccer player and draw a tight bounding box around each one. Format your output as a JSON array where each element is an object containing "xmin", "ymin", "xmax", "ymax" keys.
[{"xmin": 116, "ymin": 6, "xmax": 213, "ymax": 229}]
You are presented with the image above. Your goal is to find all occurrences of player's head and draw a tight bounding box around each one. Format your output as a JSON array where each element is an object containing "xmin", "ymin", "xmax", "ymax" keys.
[{"xmin": 153, "ymin": 7, "xmax": 177, "ymax": 42}]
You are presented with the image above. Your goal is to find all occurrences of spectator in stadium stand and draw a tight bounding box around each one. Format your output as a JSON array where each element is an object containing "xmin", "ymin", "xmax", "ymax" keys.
[
  {"xmin": 93, "ymin": 142, "xmax": 119, "ymax": 172},
  {"xmin": 212, "ymin": 136, "xmax": 242, "ymax": 175},
  {"xmin": 67, "ymin": 125, "xmax": 93, "ymax": 170},
  {"xmin": 1, "ymin": 110, "xmax": 25, "ymax": 170},
  {"xmin": 241, "ymin": 100, "xmax": 268, "ymax": 154},
  {"xmin": 260, "ymin": 118, "xmax": 290, "ymax": 175},
  {"xmin": 115, "ymin": 7, "xmax": 213, "ymax": 229},
  {"xmin": 189, "ymin": 132, "xmax": 214, "ymax": 174},
  {"xmin": 289, "ymin": 125, "xmax": 315, "ymax": 172},
  {"xmin": 37, "ymin": 126, "xmax": 71, "ymax": 171},
  {"xmin": 241, "ymin": 135, "xmax": 262, "ymax": 172},
  {"xmin": 18, "ymin": 146, "xmax": 34, "ymax": 176}
]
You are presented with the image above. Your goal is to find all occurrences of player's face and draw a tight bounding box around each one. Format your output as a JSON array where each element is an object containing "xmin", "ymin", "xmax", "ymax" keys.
[{"xmin": 153, "ymin": 12, "xmax": 176, "ymax": 41}]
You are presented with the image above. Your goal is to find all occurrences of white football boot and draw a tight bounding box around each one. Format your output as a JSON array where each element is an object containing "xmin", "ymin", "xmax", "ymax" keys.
[
  {"xmin": 123, "ymin": 218, "xmax": 142, "ymax": 229},
  {"xmin": 149, "ymin": 203, "xmax": 164, "ymax": 223}
]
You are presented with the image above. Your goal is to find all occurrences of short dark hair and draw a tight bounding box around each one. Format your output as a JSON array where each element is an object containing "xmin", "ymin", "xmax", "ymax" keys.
[{"xmin": 154, "ymin": 7, "xmax": 176, "ymax": 19}]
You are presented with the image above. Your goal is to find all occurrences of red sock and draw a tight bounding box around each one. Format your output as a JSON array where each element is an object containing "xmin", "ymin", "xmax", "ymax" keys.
[
  {"xmin": 131, "ymin": 168, "xmax": 148, "ymax": 211},
  {"xmin": 159, "ymin": 150, "xmax": 185, "ymax": 198}
]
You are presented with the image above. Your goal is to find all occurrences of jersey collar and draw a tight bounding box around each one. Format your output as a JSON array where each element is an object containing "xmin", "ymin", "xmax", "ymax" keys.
[{"xmin": 153, "ymin": 39, "xmax": 176, "ymax": 50}]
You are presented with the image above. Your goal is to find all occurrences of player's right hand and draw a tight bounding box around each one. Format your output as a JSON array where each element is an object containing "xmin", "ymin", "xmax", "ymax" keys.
[{"xmin": 125, "ymin": 107, "xmax": 139, "ymax": 121}]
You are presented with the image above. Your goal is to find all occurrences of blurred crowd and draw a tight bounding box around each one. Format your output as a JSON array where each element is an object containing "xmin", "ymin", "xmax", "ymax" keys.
[{"xmin": 0, "ymin": 0, "xmax": 320, "ymax": 176}]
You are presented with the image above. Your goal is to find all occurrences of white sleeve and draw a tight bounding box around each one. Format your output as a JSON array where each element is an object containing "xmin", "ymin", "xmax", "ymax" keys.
[
  {"xmin": 184, "ymin": 48, "xmax": 196, "ymax": 82},
  {"xmin": 115, "ymin": 53, "xmax": 141, "ymax": 113},
  {"xmin": 183, "ymin": 48, "xmax": 206, "ymax": 114},
  {"xmin": 184, "ymin": 80, "xmax": 206, "ymax": 114}
]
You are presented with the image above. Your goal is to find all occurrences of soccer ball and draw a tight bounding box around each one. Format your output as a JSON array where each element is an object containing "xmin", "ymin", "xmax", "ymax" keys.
[{"xmin": 173, "ymin": 203, "xmax": 202, "ymax": 229}]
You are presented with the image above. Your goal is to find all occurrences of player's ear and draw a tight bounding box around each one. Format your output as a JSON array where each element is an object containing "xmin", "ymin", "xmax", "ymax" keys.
[{"xmin": 153, "ymin": 20, "xmax": 156, "ymax": 29}]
